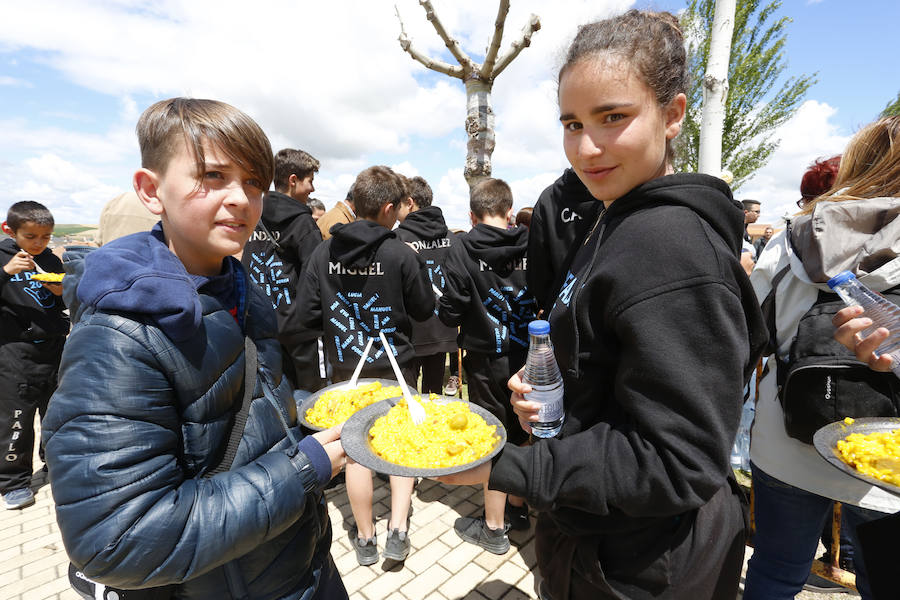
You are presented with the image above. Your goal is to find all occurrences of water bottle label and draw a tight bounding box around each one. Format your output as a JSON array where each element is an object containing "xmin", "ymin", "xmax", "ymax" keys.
[{"xmin": 526, "ymin": 383, "xmax": 564, "ymax": 422}]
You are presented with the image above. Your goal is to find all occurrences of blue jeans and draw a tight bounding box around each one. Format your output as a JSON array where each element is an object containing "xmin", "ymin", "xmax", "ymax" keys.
[{"xmin": 744, "ymin": 463, "xmax": 880, "ymax": 599}]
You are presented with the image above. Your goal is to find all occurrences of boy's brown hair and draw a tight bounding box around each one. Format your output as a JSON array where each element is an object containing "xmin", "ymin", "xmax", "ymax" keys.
[
  {"xmin": 6, "ymin": 201, "xmax": 54, "ymax": 231},
  {"xmin": 470, "ymin": 178, "xmax": 513, "ymax": 219},
  {"xmin": 273, "ymin": 148, "xmax": 319, "ymax": 191},
  {"xmin": 350, "ymin": 166, "xmax": 408, "ymax": 219},
  {"xmin": 406, "ymin": 176, "xmax": 433, "ymax": 208},
  {"xmin": 136, "ymin": 98, "xmax": 274, "ymax": 190}
]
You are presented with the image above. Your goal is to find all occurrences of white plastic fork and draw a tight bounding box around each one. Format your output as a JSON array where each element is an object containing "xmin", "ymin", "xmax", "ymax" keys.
[
  {"xmin": 347, "ymin": 337, "xmax": 374, "ymax": 389},
  {"xmin": 378, "ymin": 330, "xmax": 426, "ymax": 425}
]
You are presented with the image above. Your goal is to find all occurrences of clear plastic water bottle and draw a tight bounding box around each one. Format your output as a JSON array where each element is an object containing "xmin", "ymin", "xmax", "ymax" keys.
[
  {"xmin": 730, "ymin": 399, "xmax": 755, "ymax": 473},
  {"xmin": 827, "ymin": 271, "xmax": 900, "ymax": 378},
  {"xmin": 523, "ymin": 320, "xmax": 564, "ymax": 438}
]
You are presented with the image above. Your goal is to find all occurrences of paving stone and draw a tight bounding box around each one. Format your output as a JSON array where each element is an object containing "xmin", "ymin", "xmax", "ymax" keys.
[
  {"xmin": 399, "ymin": 563, "xmax": 451, "ymax": 599},
  {"xmin": 404, "ymin": 539, "xmax": 451, "ymax": 575},
  {"xmin": 438, "ymin": 563, "xmax": 488, "ymax": 597}
]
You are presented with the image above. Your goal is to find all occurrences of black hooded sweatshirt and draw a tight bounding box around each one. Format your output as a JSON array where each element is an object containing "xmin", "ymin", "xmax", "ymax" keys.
[
  {"xmin": 242, "ymin": 191, "xmax": 322, "ymax": 342},
  {"xmin": 0, "ymin": 238, "xmax": 69, "ymax": 344},
  {"xmin": 297, "ymin": 220, "xmax": 434, "ymax": 376},
  {"xmin": 438, "ymin": 224, "xmax": 537, "ymax": 356},
  {"xmin": 395, "ymin": 206, "xmax": 458, "ymax": 355},
  {"xmin": 528, "ymin": 168, "xmax": 599, "ymax": 312},
  {"xmin": 490, "ymin": 174, "xmax": 767, "ymax": 537}
]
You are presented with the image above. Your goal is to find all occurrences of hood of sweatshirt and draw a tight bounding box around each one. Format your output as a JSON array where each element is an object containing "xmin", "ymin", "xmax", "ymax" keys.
[
  {"xmin": 397, "ymin": 206, "xmax": 448, "ymax": 240},
  {"xmin": 789, "ymin": 196, "xmax": 900, "ymax": 289},
  {"xmin": 604, "ymin": 173, "xmax": 743, "ymax": 254},
  {"xmin": 329, "ymin": 220, "xmax": 395, "ymax": 269},
  {"xmin": 262, "ymin": 190, "xmax": 312, "ymax": 228},
  {"xmin": 460, "ymin": 223, "xmax": 528, "ymax": 276},
  {"xmin": 72, "ymin": 224, "xmax": 240, "ymax": 341}
]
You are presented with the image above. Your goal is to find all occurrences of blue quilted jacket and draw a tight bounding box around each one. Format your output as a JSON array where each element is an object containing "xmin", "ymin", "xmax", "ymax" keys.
[{"xmin": 42, "ymin": 230, "xmax": 333, "ymax": 599}]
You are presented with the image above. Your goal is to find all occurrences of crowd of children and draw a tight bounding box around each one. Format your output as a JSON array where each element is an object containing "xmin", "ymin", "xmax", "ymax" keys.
[{"xmin": 2, "ymin": 7, "xmax": 898, "ymax": 600}]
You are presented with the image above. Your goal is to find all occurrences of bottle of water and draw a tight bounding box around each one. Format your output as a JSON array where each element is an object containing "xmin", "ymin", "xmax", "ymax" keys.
[
  {"xmin": 827, "ymin": 271, "xmax": 900, "ymax": 378},
  {"xmin": 523, "ymin": 320, "xmax": 564, "ymax": 438},
  {"xmin": 730, "ymin": 399, "xmax": 755, "ymax": 473}
]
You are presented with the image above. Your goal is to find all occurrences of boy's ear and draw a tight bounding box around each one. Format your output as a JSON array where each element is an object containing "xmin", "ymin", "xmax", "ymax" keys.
[
  {"xmin": 133, "ymin": 168, "xmax": 165, "ymax": 216},
  {"xmin": 469, "ymin": 211, "xmax": 477, "ymax": 227},
  {"xmin": 1, "ymin": 221, "xmax": 12, "ymax": 236}
]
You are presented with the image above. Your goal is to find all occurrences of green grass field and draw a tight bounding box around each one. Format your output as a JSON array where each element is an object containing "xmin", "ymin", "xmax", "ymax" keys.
[{"xmin": 53, "ymin": 224, "xmax": 96, "ymax": 237}]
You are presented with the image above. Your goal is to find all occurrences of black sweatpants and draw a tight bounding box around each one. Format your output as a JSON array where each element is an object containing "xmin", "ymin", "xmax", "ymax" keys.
[
  {"xmin": 0, "ymin": 339, "xmax": 64, "ymax": 493},
  {"xmin": 463, "ymin": 350, "xmax": 528, "ymax": 446},
  {"xmin": 284, "ymin": 337, "xmax": 328, "ymax": 393},
  {"xmin": 411, "ymin": 353, "xmax": 447, "ymax": 395},
  {"xmin": 535, "ymin": 479, "xmax": 748, "ymax": 600}
]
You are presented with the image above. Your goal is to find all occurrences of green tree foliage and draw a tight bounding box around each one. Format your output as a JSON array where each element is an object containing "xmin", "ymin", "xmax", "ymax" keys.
[
  {"xmin": 880, "ymin": 91, "xmax": 900, "ymax": 117},
  {"xmin": 675, "ymin": 0, "xmax": 816, "ymax": 189}
]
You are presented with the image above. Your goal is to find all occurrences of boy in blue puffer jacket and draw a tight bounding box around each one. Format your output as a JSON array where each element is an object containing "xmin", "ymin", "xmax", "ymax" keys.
[{"xmin": 42, "ymin": 98, "xmax": 348, "ymax": 600}]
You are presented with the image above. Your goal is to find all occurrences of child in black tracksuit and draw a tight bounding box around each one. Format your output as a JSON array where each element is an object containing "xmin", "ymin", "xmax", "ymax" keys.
[
  {"xmin": 242, "ymin": 148, "xmax": 325, "ymax": 393},
  {"xmin": 394, "ymin": 176, "xmax": 458, "ymax": 395},
  {"xmin": 297, "ymin": 166, "xmax": 434, "ymax": 566},
  {"xmin": 0, "ymin": 201, "xmax": 69, "ymax": 510},
  {"xmin": 438, "ymin": 178, "xmax": 536, "ymax": 555}
]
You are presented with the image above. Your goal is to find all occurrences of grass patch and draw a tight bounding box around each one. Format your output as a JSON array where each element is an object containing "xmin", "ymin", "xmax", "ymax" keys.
[{"xmin": 54, "ymin": 224, "xmax": 95, "ymax": 236}]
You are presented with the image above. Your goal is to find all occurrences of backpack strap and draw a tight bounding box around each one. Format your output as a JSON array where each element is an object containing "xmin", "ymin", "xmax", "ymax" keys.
[{"xmin": 203, "ymin": 336, "xmax": 258, "ymax": 478}]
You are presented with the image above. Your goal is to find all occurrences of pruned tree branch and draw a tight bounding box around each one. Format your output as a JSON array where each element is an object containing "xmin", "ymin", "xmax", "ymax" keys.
[
  {"xmin": 419, "ymin": 0, "xmax": 477, "ymax": 73},
  {"xmin": 491, "ymin": 14, "xmax": 540, "ymax": 78},
  {"xmin": 480, "ymin": 0, "xmax": 510, "ymax": 80},
  {"xmin": 395, "ymin": 4, "xmax": 464, "ymax": 78}
]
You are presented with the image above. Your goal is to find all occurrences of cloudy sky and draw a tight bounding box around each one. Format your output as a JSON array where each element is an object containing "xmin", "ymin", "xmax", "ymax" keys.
[{"xmin": 0, "ymin": 0, "xmax": 897, "ymax": 230}]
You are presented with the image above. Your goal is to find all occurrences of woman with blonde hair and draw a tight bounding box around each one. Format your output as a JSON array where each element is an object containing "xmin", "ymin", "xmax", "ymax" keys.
[{"xmin": 744, "ymin": 115, "xmax": 900, "ymax": 600}]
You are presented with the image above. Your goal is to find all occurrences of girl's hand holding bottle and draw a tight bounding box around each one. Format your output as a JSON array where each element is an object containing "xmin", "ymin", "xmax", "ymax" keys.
[{"xmin": 833, "ymin": 305, "xmax": 896, "ymax": 372}]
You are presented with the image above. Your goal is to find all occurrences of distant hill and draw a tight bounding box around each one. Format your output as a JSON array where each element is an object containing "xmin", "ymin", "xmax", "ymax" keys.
[{"xmin": 54, "ymin": 224, "xmax": 97, "ymax": 237}]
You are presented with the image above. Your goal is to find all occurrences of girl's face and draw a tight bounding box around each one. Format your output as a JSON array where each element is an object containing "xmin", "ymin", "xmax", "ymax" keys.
[{"xmin": 559, "ymin": 56, "xmax": 685, "ymax": 206}]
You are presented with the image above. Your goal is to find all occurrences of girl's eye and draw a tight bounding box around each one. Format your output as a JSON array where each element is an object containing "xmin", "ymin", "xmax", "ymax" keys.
[
  {"xmin": 605, "ymin": 113, "xmax": 626, "ymax": 123},
  {"xmin": 245, "ymin": 178, "xmax": 263, "ymax": 190},
  {"xmin": 563, "ymin": 122, "xmax": 582, "ymax": 132},
  {"xmin": 204, "ymin": 171, "xmax": 224, "ymax": 180}
]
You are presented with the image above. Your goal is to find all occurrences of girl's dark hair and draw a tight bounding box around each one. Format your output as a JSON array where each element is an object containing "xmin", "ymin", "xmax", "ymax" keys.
[{"xmin": 560, "ymin": 10, "xmax": 687, "ymax": 108}]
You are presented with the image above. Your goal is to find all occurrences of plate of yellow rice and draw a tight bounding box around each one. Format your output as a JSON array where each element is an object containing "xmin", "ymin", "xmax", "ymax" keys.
[
  {"xmin": 299, "ymin": 379, "xmax": 401, "ymax": 431},
  {"xmin": 341, "ymin": 395, "xmax": 507, "ymax": 477},
  {"xmin": 814, "ymin": 417, "xmax": 900, "ymax": 495}
]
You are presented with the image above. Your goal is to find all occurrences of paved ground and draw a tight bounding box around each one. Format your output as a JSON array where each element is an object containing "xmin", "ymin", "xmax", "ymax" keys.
[{"xmin": 0, "ymin": 431, "xmax": 854, "ymax": 599}]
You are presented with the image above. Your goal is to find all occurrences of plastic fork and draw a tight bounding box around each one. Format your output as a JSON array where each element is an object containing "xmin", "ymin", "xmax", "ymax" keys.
[
  {"xmin": 378, "ymin": 330, "xmax": 426, "ymax": 425},
  {"xmin": 348, "ymin": 337, "xmax": 374, "ymax": 389}
]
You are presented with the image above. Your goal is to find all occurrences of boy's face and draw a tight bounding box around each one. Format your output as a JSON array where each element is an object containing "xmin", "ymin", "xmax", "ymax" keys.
[
  {"xmin": 135, "ymin": 138, "xmax": 264, "ymax": 276},
  {"xmin": 288, "ymin": 174, "xmax": 315, "ymax": 203},
  {"xmin": 2, "ymin": 221, "xmax": 53, "ymax": 256}
]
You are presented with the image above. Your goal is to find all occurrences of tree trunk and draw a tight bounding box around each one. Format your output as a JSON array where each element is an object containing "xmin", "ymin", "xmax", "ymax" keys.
[
  {"xmin": 463, "ymin": 77, "xmax": 495, "ymax": 188},
  {"xmin": 698, "ymin": 0, "xmax": 736, "ymax": 175}
]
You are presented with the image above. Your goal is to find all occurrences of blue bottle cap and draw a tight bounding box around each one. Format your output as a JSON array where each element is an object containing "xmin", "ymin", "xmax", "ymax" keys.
[
  {"xmin": 827, "ymin": 271, "xmax": 856, "ymax": 290},
  {"xmin": 528, "ymin": 320, "xmax": 550, "ymax": 335}
]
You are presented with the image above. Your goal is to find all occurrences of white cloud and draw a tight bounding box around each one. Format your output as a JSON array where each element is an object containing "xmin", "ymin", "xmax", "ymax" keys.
[
  {"xmin": 0, "ymin": 75, "xmax": 31, "ymax": 87},
  {"xmin": 434, "ymin": 168, "xmax": 472, "ymax": 230},
  {"xmin": 738, "ymin": 100, "xmax": 851, "ymax": 225}
]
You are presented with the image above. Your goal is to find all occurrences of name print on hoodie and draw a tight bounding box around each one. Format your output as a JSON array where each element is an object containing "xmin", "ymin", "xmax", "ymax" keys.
[{"xmin": 298, "ymin": 219, "xmax": 434, "ymax": 375}]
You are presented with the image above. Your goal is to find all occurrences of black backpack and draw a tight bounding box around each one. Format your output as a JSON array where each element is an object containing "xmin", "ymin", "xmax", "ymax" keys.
[{"xmin": 762, "ymin": 266, "xmax": 900, "ymax": 444}]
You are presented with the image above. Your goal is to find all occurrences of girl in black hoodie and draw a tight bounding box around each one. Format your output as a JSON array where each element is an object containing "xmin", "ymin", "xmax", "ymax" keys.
[{"xmin": 440, "ymin": 10, "xmax": 766, "ymax": 600}]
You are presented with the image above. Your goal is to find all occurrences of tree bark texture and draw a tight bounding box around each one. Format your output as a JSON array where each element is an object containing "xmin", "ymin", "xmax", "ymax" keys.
[
  {"xmin": 464, "ymin": 78, "xmax": 495, "ymax": 187},
  {"xmin": 698, "ymin": 0, "xmax": 736, "ymax": 175}
]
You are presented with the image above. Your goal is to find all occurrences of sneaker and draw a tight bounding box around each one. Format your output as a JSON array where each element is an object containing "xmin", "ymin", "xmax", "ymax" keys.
[
  {"xmin": 2, "ymin": 488, "xmax": 35, "ymax": 510},
  {"xmin": 354, "ymin": 535, "xmax": 378, "ymax": 566},
  {"xmin": 454, "ymin": 516, "xmax": 510, "ymax": 554},
  {"xmin": 383, "ymin": 528, "xmax": 411, "ymax": 561},
  {"xmin": 443, "ymin": 375, "xmax": 460, "ymax": 397},
  {"xmin": 506, "ymin": 501, "xmax": 530, "ymax": 531},
  {"xmin": 803, "ymin": 573, "xmax": 852, "ymax": 594}
]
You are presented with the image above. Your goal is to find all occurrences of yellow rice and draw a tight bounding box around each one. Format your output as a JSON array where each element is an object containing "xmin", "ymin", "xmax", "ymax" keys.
[
  {"xmin": 836, "ymin": 419, "xmax": 900, "ymax": 487},
  {"xmin": 305, "ymin": 381, "xmax": 402, "ymax": 428},
  {"xmin": 368, "ymin": 398, "xmax": 499, "ymax": 469}
]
